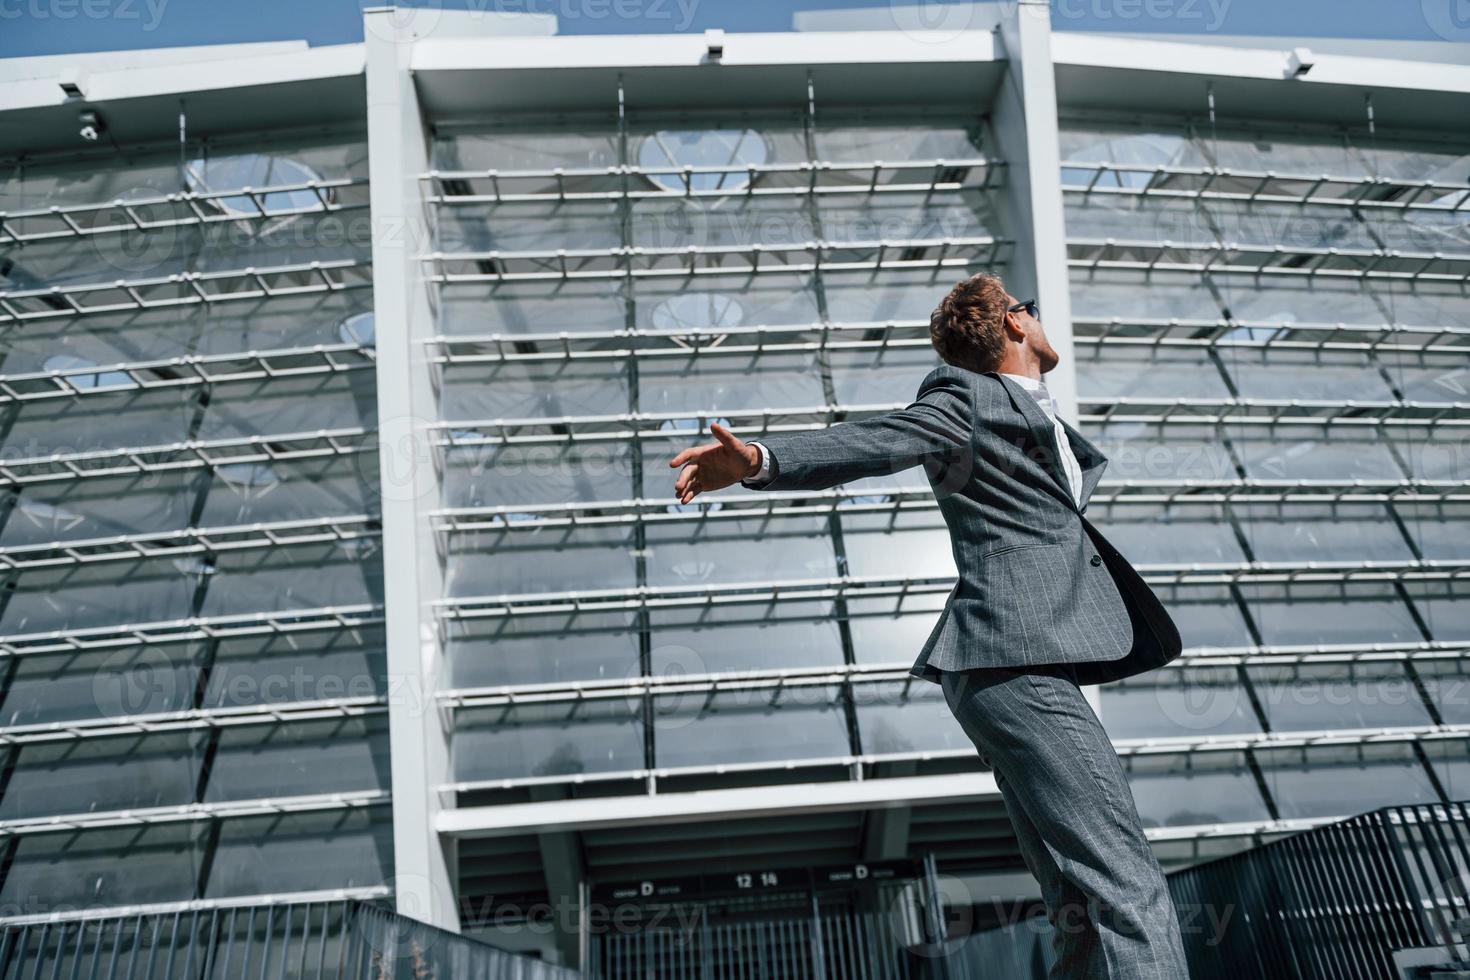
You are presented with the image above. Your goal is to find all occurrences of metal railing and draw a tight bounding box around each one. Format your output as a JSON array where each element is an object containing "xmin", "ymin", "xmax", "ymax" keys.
[
  {"xmin": 1066, "ymin": 238, "xmax": 1470, "ymax": 284},
  {"xmin": 0, "ymin": 514, "xmax": 381, "ymax": 571},
  {"xmin": 1072, "ymin": 319, "xmax": 1470, "ymax": 354},
  {"xmin": 1059, "ymin": 160, "xmax": 1470, "ymax": 215},
  {"xmin": 429, "ymin": 482, "xmax": 1470, "ymax": 535},
  {"xmin": 434, "ymin": 561, "xmax": 1470, "ymax": 622},
  {"xmin": 968, "ymin": 800, "xmax": 1470, "ymax": 980},
  {"xmin": 0, "ymin": 900, "xmax": 576, "ymax": 980},
  {"xmin": 0, "ymin": 343, "xmax": 376, "ymax": 405},
  {"xmin": 0, "ymin": 425, "xmax": 373, "ymax": 488},
  {"xmin": 0, "ymin": 603, "xmax": 384, "ymax": 655},
  {"xmin": 0, "ymin": 259, "xmax": 373, "ymax": 323},
  {"xmin": 439, "ymin": 727, "xmax": 1470, "ymax": 804},
  {"xmin": 424, "ymin": 157, "xmax": 1004, "ymax": 203},
  {"xmin": 431, "ymin": 401, "xmax": 1465, "ymax": 451},
  {"xmin": 424, "ymin": 237, "xmax": 1008, "ymax": 283},
  {"xmin": 0, "ymin": 177, "xmax": 368, "ymax": 246},
  {"xmin": 1169, "ymin": 800, "xmax": 1470, "ymax": 980},
  {"xmin": 425, "ymin": 320, "xmax": 933, "ymax": 365}
]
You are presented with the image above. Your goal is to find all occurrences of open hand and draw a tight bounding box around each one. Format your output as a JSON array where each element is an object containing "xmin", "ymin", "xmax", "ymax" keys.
[{"xmin": 669, "ymin": 423, "xmax": 761, "ymax": 505}]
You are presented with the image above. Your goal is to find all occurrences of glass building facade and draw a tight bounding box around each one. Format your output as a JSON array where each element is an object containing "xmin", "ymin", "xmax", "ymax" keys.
[
  {"xmin": 1060, "ymin": 113, "xmax": 1470, "ymax": 861},
  {"xmin": 425, "ymin": 109, "xmax": 1010, "ymax": 923},
  {"xmin": 0, "ymin": 9, "xmax": 1466, "ymax": 968},
  {"xmin": 0, "ymin": 129, "xmax": 392, "ymax": 912},
  {"xmin": 430, "ymin": 112, "xmax": 1004, "ymax": 782}
]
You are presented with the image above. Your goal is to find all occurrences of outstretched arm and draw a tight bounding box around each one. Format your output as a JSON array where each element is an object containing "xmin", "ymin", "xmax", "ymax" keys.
[
  {"xmin": 669, "ymin": 422, "xmax": 762, "ymax": 506},
  {"xmin": 669, "ymin": 366, "xmax": 976, "ymax": 503}
]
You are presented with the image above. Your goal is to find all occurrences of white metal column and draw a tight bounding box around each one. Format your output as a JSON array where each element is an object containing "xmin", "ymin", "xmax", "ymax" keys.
[
  {"xmin": 994, "ymin": 2, "xmax": 1100, "ymax": 713},
  {"xmin": 365, "ymin": 5, "xmax": 461, "ymax": 931},
  {"xmin": 996, "ymin": 1, "xmax": 1075, "ymax": 416}
]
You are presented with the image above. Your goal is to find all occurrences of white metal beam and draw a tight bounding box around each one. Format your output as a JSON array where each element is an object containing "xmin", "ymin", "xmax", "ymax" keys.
[
  {"xmin": 412, "ymin": 29, "xmax": 1002, "ymax": 74},
  {"xmin": 1053, "ymin": 33, "xmax": 1470, "ymax": 95},
  {"xmin": 365, "ymin": 7, "xmax": 459, "ymax": 932},
  {"xmin": 0, "ymin": 43, "xmax": 365, "ymax": 115},
  {"xmin": 996, "ymin": 2, "xmax": 1076, "ymax": 418},
  {"xmin": 1051, "ymin": 34, "xmax": 1470, "ymax": 132},
  {"xmin": 438, "ymin": 772, "xmax": 1001, "ymax": 839}
]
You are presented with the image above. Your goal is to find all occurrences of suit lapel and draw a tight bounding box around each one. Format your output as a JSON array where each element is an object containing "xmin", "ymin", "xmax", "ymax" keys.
[
  {"xmin": 1059, "ymin": 414, "xmax": 1101, "ymax": 460},
  {"xmin": 1063, "ymin": 418, "xmax": 1109, "ymax": 509},
  {"xmin": 993, "ymin": 373, "xmax": 1075, "ymax": 506}
]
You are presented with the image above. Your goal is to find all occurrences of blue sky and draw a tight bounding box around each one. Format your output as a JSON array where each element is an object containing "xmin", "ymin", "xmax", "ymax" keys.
[{"xmin": 0, "ymin": 0, "xmax": 1455, "ymax": 59}]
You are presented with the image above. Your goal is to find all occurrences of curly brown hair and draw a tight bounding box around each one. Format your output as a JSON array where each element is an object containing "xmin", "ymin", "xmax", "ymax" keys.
[{"xmin": 929, "ymin": 272, "xmax": 1009, "ymax": 373}]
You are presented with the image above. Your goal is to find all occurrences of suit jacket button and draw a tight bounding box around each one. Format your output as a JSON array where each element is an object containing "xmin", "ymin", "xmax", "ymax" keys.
[{"xmin": 1090, "ymin": 554, "xmax": 1103, "ymax": 567}]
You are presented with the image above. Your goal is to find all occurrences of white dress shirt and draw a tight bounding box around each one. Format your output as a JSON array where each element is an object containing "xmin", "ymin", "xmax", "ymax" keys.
[
  {"xmin": 1003, "ymin": 372, "xmax": 1084, "ymax": 510},
  {"xmin": 751, "ymin": 441, "xmax": 774, "ymax": 484},
  {"xmin": 748, "ymin": 373, "xmax": 1085, "ymax": 509}
]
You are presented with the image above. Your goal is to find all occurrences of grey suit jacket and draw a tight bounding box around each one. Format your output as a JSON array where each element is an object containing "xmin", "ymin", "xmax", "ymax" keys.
[{"xmin": 746, "ymin": 365, "xmax": 1182, "ymax": 685}]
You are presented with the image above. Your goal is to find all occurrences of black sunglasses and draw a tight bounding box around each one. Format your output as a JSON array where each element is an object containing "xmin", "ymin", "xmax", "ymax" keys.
[{"xmin": 1008, "ymin": 299, "xmax": 1040, "ymax": 320}]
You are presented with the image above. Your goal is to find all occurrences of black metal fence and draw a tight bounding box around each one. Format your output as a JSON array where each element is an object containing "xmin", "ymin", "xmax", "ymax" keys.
[
  {"xmin": 968, "ymin": 801, "xmax": 1470, "ymax": 980},
  {"xmin": 0, "ymin": 901, "xmax": 577, "ymax": 980},
  {"xmin": 1169, "ymin": 801, "xmax": 1470, "ymax": 980}
]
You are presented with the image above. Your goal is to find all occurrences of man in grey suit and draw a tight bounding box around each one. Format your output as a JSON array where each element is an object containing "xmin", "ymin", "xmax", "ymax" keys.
[{"xmin": 669, "ymin": 272, "xmax": 1190, "ymax": 978}]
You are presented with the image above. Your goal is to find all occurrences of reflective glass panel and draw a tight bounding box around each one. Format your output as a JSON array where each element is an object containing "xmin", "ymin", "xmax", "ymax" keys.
[
  {"xmin": 1127, "ymin": 752, "xmax": 1271, "ymax": 829},
  {"xmin": 651, "ymin": 685, "xmax": 851, "ymax": 769},
  {"xmin": 852, "ymin": 681, "xmax": 971, "ymax": 755},
  {"xmin": 1246, "ymin": 661, "xmax": 1433, "ymax": 733},
  {"xmin": 1256, "ymin": 742, "xmax": 1439, "ymax": 819},
  {"xmin": 1101, "ymin": 666, "xmax": 1261, "ymax": 741}
]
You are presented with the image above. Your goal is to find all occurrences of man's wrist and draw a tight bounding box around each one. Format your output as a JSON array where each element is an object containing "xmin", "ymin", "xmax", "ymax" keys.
[{"xmin": 746, "ymin": 442, "xmax": 773, "ymax": 484}]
